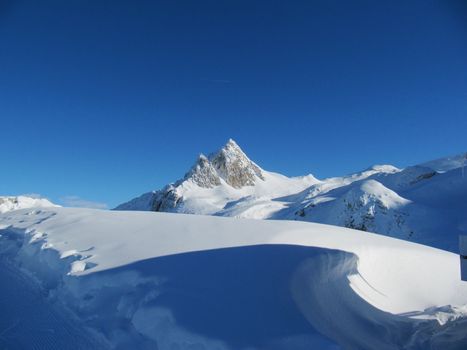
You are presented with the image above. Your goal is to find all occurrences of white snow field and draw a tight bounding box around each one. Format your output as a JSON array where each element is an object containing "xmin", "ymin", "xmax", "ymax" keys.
[{"xmin": 1, "ymin": 207, "xmax": 467, "ymax": 349}]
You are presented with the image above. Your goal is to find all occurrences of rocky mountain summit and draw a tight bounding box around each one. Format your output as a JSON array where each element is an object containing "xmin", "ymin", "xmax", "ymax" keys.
[
  {"xmin": 187, "ymin": 139, "xmax": 264, "ymax": 189},
  {"xmin": 186, "ymin": 154, "xmax": 221, "ymax": 188},
  {"xmin": 116, "ymin": 139, "xmax": 269, "ymax": 213},
  {"xmin": 208, "ymin": 139, "xmax": 265, "ymax": 188}
]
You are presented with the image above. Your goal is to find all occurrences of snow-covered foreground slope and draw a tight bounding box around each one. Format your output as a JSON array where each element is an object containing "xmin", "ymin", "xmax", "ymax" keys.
[
  {"xmin": 116, "ymin": 140, "xmax": 467, "ymax": 252},
  {"xmin": 1, "ymin": 207, "xmax": 467, "ymax": 349}
]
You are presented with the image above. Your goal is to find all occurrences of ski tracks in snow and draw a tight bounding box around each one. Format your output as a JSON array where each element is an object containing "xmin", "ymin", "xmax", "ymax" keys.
[{"xmin": 0, "ymin": 257, "xmax": 107, "ymax": 350}]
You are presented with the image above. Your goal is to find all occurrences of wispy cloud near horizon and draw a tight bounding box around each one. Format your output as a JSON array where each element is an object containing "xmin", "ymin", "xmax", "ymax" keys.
[
  {"xmin": 21, "ymin": 193, "xmax": 44, "ymax": 199},
  {"xmin": 201, "ymin": 78, "xmax": 231, "ymax": 84},
  {"xmin": 60, "ymin": 196, "xmax": 108, "ymax": 209}
]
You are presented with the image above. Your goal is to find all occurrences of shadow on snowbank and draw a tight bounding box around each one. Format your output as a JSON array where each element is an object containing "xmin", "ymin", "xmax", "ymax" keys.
[
  {"xmin": 63, "ymin": 244, "xmax": 340, "ymax": 349},
  {"xmin": 65, "ymin": 245, "xmax": 467, "ymax": 350},
  {"xmin": 2, "ymin": 226, "xmax": 467, "ymax": 350}
]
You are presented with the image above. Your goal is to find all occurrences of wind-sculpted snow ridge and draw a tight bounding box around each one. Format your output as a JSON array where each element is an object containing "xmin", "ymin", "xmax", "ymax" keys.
[
  {"xmin": 1, "ymin": 207, "xmax": 467, "ymax": 349},
  {"xmin": 0, "ymin": 195, "xmax": 59, "ymax": 214}
]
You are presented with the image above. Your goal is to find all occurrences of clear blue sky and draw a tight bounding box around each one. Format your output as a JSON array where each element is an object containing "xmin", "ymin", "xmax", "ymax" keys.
[{"xmin": 1, "ymin": 0, "xmax": 466, "ymax": 208}]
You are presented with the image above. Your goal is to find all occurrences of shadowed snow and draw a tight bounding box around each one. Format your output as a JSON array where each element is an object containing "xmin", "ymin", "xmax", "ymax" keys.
[{"xmin": 1, "ymin": 207, "xmax": 467, "ymax": 349}]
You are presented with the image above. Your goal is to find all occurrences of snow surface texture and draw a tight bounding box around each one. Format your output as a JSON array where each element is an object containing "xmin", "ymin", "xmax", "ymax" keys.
[
  {"xmin": 116, "ymin": 141, "xmax": 467, "ymax": 252},
  {"xmin": 1, "ymin": 207, "xmax": 467, "ymax": 349},
  {"xmin": 0, "ymin": 195, "xmax": 58, "ymax": 214}
]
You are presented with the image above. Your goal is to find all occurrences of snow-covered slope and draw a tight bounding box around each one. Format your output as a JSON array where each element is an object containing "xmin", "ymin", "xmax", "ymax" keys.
[
  {"xmin": 116, "ymin": 141, "xmax": 467, "ymax": 252},
  {"xmin": 1, "ymin": 207, "xmax": 467, "ymax": 349},
  {"xmin": 288, "ymin": 164, "xmax": 467, "ymax": 251},
  {"xmin": 0, "ymin": 195, "xmax": 59, "ymax": 214},
  {"xmin": 420, "ymin": 152, "xmax": 467, "ymax": 172},
  {"xmin": 285, "ymin": 179, "xmax": 413, "ymax": 236}
]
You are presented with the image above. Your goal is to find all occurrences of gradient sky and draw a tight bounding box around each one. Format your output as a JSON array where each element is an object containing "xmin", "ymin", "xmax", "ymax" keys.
[{"xmin": 1, "ymin": 0, "xmax": 466, "ymax": 208}]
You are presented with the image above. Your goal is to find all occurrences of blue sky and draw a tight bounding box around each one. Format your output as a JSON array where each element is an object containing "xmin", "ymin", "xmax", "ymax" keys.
[{"xmin": 1, "ymin": 0, "xmax": 466, "ymax": 208}]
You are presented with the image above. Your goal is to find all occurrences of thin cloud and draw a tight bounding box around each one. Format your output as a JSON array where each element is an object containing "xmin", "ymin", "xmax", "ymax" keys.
[
  {"xmin": 60, "ymin": 196, "xmax": 108, "ymax": 209},
  {"xmin": 21, "ymin": 193, "xmax": 44, "ymax": 199},
  {"xmin": 201, "ymin": 78, "xmax": 232, "ymax": 84}
]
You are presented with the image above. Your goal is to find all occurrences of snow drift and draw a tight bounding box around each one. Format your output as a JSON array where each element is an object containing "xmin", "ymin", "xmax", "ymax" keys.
[{"xmin": 1, "ymin": 207, "xmax": 467, "ymax": 349}]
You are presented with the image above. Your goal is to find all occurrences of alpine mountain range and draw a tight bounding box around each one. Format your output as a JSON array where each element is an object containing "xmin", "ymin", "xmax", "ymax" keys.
[{"xmin": 116, "ymin": 139, "xmax": 467, "ymax": 252}]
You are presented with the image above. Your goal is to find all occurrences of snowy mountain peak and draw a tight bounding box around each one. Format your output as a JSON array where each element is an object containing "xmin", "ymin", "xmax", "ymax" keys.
[
  {"xmin": 184, "ymin": 153, "xmax": 221, "ymax": 188},
  {"xmin": 0, "ymin": 195, "xmax": 59, "ymax": 214},
  {"xmin": 182, "ymin": 139, "xmax": 265, "ymax": 189},
  {"xmin": 219, "ymin": 138, "xmax": 247, "ymax": 156},
  {"xmin": 115, "ymin": 140, "xmax": 270, "ymax": 212},
  {"xmin": 226, "ymin": 138, "xmax": 239, "ymax": 148},
  {"xmin": 366, "ymin": 164, "xmax": 400, "ymax": 173},
  {"xmin": 349, "ymin": 179, "xmax": 410, "ymax": 209},
  {"xmin": 210, "ymin": 139, "xmax": 265, "ymax": 188},
  {"xmin": 199, "ymin": 153, "xmax": 208, "ymax": 161}
]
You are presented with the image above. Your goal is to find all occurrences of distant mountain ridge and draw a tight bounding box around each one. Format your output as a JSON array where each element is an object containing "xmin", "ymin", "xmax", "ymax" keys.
[
  {"xmin": 0, "ymin": 195, "xmax": 59, "ymax": 214},
  {"xmin": 116, "ymin": 140, "xmax": 467, "ymax": 252}
]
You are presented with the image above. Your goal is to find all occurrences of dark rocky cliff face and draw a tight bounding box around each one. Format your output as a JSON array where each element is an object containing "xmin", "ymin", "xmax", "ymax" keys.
[{"xmin": 151, "ymin": 185, "xmax": 183, "ymax": 212}]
